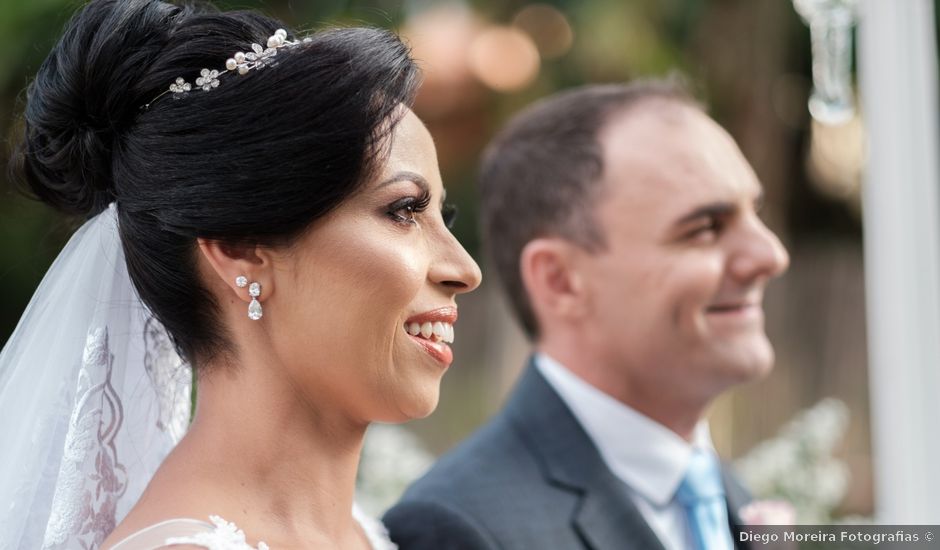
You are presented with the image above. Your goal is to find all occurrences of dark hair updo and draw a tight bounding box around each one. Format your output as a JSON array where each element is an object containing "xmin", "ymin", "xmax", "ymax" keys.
[{"xmin": 12, "ymin": 0, "xmax": 420, "ymax": 366}]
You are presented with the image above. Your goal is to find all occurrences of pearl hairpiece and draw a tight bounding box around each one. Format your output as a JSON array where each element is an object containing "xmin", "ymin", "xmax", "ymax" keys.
[{"xmin": 142, "ymin": 28, "xmax": 311, "ymax": 109}]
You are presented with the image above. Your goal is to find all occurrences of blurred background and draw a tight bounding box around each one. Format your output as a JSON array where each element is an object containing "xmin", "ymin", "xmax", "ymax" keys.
[{"xmin": 3, "ymin": 0, "xmax": 934, "ymax": 522}]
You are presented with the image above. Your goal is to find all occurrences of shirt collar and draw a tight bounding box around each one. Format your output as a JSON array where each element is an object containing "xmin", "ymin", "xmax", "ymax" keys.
[{"xmin": 534, "ymin": 352, "xmax": 713, "ymax": 508}]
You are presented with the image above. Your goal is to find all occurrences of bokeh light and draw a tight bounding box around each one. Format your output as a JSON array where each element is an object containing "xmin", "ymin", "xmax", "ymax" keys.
[
  {"xmin": 468, "ymin": 26, "xmax": 540, "ymax": 92},
  {"xmin": 402, "ymin": 3, "xmax": 482, "ymax": 116},
  {"xmin": 512, "ymin": 4, "xmax": 574, "ymax": 60},
  {"xmin": 807, "ymin": 113, "xmax": 865, "ymax": 210}
]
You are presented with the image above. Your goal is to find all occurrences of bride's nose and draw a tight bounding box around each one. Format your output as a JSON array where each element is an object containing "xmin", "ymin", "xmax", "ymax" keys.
[{"xmin": 430, "ymin": 231, "xmax": 482, "ymax": 294}]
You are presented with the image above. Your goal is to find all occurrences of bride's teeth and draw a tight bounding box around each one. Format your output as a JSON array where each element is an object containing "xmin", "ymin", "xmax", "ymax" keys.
[{"xmin": 406, "ymin": 320, "xmax": 455, "ymax": 342}]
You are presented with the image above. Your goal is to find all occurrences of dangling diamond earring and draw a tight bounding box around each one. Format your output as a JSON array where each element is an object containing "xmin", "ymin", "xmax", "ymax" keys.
[
  {"xmin": 235, "ymin": 276, "xmax": 263, "ymax": 320},
  {"xmin": 247, "ymin": 282, "xmax": 263, "ymax": 321}
]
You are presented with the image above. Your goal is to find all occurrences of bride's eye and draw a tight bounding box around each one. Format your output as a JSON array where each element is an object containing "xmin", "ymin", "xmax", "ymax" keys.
[
  {"xmin": 387, "ymin": 192, "xmax": 431, "ymax": 225},
  {"xmin": 442, "ymin": 203, "xmax": 458, "ymax": 230}
]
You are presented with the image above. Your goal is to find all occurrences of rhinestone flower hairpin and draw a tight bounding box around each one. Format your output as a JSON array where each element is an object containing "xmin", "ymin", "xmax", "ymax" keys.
[{"xmin": 142, "ymin": 28, "xmax": 311, "ymax": 109}]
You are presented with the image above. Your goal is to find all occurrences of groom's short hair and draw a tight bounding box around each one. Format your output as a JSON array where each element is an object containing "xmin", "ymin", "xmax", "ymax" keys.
[{"xmin": 479, "ymin": 78, "xmax": 700, "ymax": 340}]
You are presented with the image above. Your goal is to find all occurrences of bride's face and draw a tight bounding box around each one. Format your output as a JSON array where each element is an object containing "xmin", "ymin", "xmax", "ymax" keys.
[{"xmin": 267, "ymin": 109, "xmax": 481, "ymax": 422}]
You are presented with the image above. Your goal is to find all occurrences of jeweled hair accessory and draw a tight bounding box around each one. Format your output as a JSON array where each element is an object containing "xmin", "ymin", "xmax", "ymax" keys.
[{"xmin": 143, "ymin": 28, "xmax": 311, "ymax": 109}]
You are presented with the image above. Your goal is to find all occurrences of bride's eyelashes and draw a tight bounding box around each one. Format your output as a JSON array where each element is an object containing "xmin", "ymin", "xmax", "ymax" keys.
[
  {"xmin": 386, "ymin": 191, "xmax": 457, "ymax": 229},
  {"xmin": 442, "ymin": 203, "xmax": 457, "ymax": 229},
  {"xmin": 387, "ymin": 191, "xmax": 432, "ymax": 225}
]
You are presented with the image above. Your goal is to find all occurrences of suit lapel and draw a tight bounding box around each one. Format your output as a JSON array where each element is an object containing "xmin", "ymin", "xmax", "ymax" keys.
[
  {"xmin": 504, "ymin": 361, "xmax": 666, "ymax": 550},
  {"xmin": 573, "ymin": 473, "xmax": 667, "ymax": 550},
  {"xmin": 722, "ymin": 467, "xmax": 754, "ymax": 550}
]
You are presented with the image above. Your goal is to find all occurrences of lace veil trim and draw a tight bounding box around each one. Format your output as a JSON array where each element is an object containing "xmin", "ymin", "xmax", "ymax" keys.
[{"xmin": 0, "ymin": 205, "xmax": 192, "ymax": 549}]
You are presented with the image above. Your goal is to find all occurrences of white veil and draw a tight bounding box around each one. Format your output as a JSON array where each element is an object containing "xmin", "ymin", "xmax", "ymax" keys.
[{"xmin": 0, "ymin": 203, "xmax": 192, "ymax": 549}]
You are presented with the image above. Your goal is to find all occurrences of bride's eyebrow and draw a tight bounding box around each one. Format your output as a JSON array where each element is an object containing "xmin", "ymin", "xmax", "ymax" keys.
[{"xmin": 377, "ymin": 171, "xmax": 429, "ymax": 192}]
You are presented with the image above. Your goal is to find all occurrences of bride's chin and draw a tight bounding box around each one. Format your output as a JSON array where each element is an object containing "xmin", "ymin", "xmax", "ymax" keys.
[
  {"xmin": 407, "ymin": 398, "xmax": 440, "ymax": 420},
  {"xmin": 388, "ymin": 385, "xmax": 441, "ymax": 422}
]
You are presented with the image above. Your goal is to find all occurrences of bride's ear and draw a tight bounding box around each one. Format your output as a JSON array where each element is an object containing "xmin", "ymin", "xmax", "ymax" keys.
[{"xmin": 196, "ymin": 239, "xmax": 274, "ymax": 301}]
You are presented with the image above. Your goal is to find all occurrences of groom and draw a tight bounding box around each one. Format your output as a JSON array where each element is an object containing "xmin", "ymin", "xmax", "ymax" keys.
[{"xmin": 384, "ymin": 81, "xmax": 790, "ymax": 549}]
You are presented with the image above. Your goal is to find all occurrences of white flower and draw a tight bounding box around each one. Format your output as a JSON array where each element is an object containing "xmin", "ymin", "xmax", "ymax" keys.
[
  {"xmin": 245, "ymin": 43, "xmax": 278, "ymax": 69},
  {"xmin": 195, "ymin": 69, "xmax": 221, "ymax": 91},
  {"xmin": 734, "ymin": 398, "xmax": 852, "ymax": 523},
  {"xmin": 739, "ymin": 499, "xmax": 797, "ymax": 525},
  {"xmin": 168, "ymin": 77, "xmax": 191, "ymax": 94},
  {"xmin": 356, "ymin": 424, "xmax": 434, "ymax": 516}
]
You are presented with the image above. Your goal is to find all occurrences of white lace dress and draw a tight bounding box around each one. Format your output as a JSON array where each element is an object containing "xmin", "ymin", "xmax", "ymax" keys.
[{"xmin": 108, "ymin": 505, "xmax": 396, "ymax": 550}]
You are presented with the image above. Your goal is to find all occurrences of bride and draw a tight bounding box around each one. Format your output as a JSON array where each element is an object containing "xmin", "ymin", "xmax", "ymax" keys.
[{"xmin": 1, "ymin": 0, "xmax": 481, "ymax": 548}]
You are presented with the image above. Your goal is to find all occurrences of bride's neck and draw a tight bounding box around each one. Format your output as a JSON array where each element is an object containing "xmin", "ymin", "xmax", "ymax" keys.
[{"xmin": 161, "ymin": 355, "xmax": 368, "ymax": 545}]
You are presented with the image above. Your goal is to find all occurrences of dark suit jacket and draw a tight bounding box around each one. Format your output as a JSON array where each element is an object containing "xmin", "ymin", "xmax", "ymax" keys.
[{"xmin": 384, "ymin": 361, "xmax": 753, "ymax": 550}]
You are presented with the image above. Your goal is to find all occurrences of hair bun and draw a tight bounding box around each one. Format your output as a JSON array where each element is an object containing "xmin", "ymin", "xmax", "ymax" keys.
[
  {"xmin": 13, "ymin": 0, "xmax": 179, "ymax": 217},
  {"xmin": 16, "ymin": 111, "xmax": 118, "ymax": 217}
]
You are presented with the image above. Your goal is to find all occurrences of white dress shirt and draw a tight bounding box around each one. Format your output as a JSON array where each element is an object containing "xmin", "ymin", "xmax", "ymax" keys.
[{"xmin": 535, "ymin": 353, "xmax": 718, "ymax": 550}]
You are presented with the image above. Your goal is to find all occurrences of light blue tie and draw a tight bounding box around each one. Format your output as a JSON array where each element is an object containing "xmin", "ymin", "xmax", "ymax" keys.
[{"xmin": 676, "ymin": 449, "xmax": 736, "ymax": 550}]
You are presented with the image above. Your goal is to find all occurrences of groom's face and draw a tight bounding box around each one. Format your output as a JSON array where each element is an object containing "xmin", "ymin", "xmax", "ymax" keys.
[{"xmin": 576, "ymin": 102, "xmax": 789, "ymax": 402}]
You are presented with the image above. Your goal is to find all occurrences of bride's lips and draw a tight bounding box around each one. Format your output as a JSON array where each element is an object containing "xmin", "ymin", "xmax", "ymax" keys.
[{"xmin": 404, "ymin": 307, "xmax": 457, "ymax": 366}]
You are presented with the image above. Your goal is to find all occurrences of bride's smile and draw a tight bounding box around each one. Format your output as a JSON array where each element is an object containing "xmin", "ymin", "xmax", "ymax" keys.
[{"xmin": 402, "ymin": 306, "xmax": 459, "ymax": 366}]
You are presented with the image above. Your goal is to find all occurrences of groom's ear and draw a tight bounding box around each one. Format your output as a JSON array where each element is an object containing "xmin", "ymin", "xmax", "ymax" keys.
[
  {"xmin": 196, "ymin": 239, "xmax": 275, "ymax": 302},
  {"xmin": 520, "ymin": 237, "xmax": 589, "ymax": 325}
]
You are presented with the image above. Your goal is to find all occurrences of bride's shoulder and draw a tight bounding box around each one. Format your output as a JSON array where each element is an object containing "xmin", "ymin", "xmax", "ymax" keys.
[
  {"xmin": 105, "ymin": 512, "xmax": 396, "ymax": 550},
  {"xmin": 106, "ymin": 515, "xmax": 269, "ymax": 550}
]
